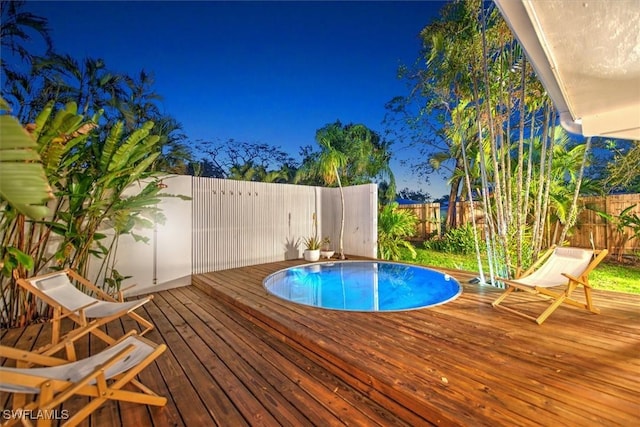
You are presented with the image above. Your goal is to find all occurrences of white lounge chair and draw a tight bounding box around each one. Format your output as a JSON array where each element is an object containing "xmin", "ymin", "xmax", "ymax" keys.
[
  {"xmin": 17, "ymin": 269, "xmax": 153, "ymax": 350},
  {"xmin": 0, "ymin": 332, "xmax": 167, "ymax": 427},
  {"xmin": 491, "ymin": 246, "xmax": 608, "ymax": 324}
]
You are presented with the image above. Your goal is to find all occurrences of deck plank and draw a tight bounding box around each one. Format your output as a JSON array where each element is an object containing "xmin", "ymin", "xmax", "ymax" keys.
[
  {"xmin": 193, "ymin": 259, "xmax": 640, "ymax": 426},
  {"xmin": 2, "ymin": 259, "xmax": 639, "ymax": 427},
  {"xmin": 169, "ymin": 285, "xmax": 411, "ymax": 427}
]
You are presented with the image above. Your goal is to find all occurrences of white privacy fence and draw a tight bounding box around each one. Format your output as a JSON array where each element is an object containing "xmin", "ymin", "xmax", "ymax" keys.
[
  {"xmin": 111, "ymin": 176, "xmax": 377, "ymax": 295},
  {"xmin": 191, "ymin": 177, "xmax": 378, "ymax": 272}
]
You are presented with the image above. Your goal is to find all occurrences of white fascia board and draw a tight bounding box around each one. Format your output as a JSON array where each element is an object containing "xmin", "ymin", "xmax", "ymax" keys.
[{"xmin": 493, "ymin": 0, "xmax": 582, "ymax": 135}]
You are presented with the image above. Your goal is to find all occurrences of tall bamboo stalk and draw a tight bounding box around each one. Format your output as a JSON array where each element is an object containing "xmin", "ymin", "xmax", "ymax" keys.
[
  {"xmin": 516, "ymin": 57, "xmax": 527, "ymax": 268},
  {"xmin": 531, "ymin": 106, "xmax": 551, "ymax": 257},
  {"xmin": 539, "ymin": 109, "xmax": 558, "ymax": 248},
  {"xmin": 480, "ymin": 2, "xmax": 510, "ymax": 277},
  {"xmin": 559, "ymin": 136, "xmax": 593, "ymax": 243}
]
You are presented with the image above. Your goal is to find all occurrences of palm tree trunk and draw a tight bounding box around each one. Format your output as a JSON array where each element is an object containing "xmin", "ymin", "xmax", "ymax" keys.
[
  {"xmin": 334, "ymin": 165, "xmax": 346, "ymax": 260},
  {"xmin": 479, "ymin": 3, "xmax": 510, "ymax": 278},
  {"xmin": 446, "ymin": 172, "xmax": 463, "ymax": 230},
  {"xmin": 540, "ymin": 109, "xmax": 557, "ymax": 248}
]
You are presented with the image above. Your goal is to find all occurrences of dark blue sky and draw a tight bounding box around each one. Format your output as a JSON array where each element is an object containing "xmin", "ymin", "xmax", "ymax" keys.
[{"xmin": 23, "ymin": 0, "xmax": 448, "ymax": 196}]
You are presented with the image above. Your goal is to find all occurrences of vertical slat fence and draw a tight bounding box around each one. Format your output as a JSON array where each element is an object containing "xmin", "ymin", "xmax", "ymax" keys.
[{"xmin": 191, "ymin": 178, "xmax": 377, "ymax": 274}]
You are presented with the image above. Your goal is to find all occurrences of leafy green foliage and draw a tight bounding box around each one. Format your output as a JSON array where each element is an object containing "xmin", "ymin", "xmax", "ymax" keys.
[
  {"xmin": 104, "ymin": 269, "xmax": 132, "ymax": 293},
  {"xmin": 595, "ymin": 204, "xmax": 640, "ymax": 261},
  {"xmin": 603, "ymin": 140, "xmax": 640, "ymax": 193},
  {"xmin": 303, "ymin": 236, "xmax": 323, "ymax": 250},
  {"xmin": 388, "ymin": 0, "xmax": 599, "ymax": 273},
  {"xmin": 0, "ymin": 100, "xmax": 167, "ymax": 327},
  {"xmin": 378, "ymin": 202, "xmax": 419, "ymax": 260},
  {"xmin": 297, "ymin": 121, "xmax": 396, "ymax": 202},
  {"xmin": 0, "ymin": 97, "xmax": 53, "ymax": 219},
  {"xmin": 401, "ymin": 248, "xmax": 640, "ymax": 294},
  {"xmin": 424, "ymin": 223, "xmax": 479, "ymax": 255},
  {"xmin": 1, "ymin": 247, "xmax": 33, "ymax": 278}
]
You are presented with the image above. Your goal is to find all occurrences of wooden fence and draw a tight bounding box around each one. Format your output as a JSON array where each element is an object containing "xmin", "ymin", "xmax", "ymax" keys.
[
  {"xmin": 571, "ymin": 194, "xmax": 640, "ymax": 257},
  {"xmin": 399, "ymin": 203, "xmax": 442, "ymax": 239},
  {"xmin": 398, "ymin": 194, "xmax": 640, "ymax": 255}
]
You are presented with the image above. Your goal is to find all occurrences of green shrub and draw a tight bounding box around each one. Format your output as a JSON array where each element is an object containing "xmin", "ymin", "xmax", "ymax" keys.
[
  {"xmin": 424, "ymin": 223, "xmax": 479, "ymax": 255},
  {"xmin": 378, "ymin": 202, "xmax": 419, "ymax": 260}
]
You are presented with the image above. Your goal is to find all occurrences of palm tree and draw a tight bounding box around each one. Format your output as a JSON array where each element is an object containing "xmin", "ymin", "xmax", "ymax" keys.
[
  {"xmin": 297, "ymin": 122, "xmax": 396, "ymax": 259},
  {"xmin": 314, "ymin": 125, "xmax": 348, "ymax": 259},
  {"xmin": 150, "ymin": 115, "xmax": 192, "ymax": 174},
  {"xmin": 0, "ymin": 0, "xmax": 52, "ymax": 67},
  {"xmin": 33, "ymin": 54, "xmax": 126, "ymax": 117},
  {"xmin": 1, "ymin": 1, "xmax": 53, "ymax": 122},
  {"xmin": 117, "ymin": 70, "xmax": 163, "ymax": 130}
]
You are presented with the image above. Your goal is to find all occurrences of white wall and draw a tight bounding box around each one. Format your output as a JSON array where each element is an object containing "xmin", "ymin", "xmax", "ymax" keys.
[
  {"xmin": 112, "ymin": 175, "xmax": 192, "ymax": 296},
  {"xmin": 320, "ymin": 184, "xmax": 378, "ymax": 259},
  {"xmin": 192, "ymin": 178, "xmax": 319, "ymax": 272},
  {"xmin": 115, "ymin": 177, "xmax": 376, "ymax": 295}
]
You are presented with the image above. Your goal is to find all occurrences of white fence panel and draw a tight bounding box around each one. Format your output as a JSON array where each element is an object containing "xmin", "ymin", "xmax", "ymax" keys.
[
  {"xmin": 344, "ymin": 184, "xmax": 378, "ymax": 258},
  {"xmin": 193, "ymin": 178, "xmax": 315, "ymax": 273},
  {"xmin": 320, "ymin": 184, "xmax": 378, "ymax": 259},
  {"xmin": 110, "ymin": 177, "xmax": 376, "ymax": 294},
  {"xmin": 192, "ymin": 178, "xmax": 377, "ymax": 273},
  {"xmin": 99, "ymin": 175, "xmax": 192, "ymax": 296}
]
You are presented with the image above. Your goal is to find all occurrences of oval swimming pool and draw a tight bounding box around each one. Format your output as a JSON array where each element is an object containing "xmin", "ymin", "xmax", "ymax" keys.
[{"xmin": 263, "ymin": 261, "xmax": 461, "ymax": 312}]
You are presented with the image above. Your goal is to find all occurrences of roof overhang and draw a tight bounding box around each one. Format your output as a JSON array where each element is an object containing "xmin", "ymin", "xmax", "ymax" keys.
[{"xmin": 493, "ymin": 0, "xmax": 640, "ymax": 140}]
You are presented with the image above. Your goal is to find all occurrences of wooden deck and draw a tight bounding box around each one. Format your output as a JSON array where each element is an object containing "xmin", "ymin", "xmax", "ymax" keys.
[{"xmin": 2, "ymin": 259, "xmax": 639, "ymax": 426}]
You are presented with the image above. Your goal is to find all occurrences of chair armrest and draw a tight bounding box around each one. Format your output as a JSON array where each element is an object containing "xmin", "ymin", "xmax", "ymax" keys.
[
  {"xmin": 561, "ymin": 273, "xmax": 589, "ymax": 287},
  {"xmin": 0, "ymin": 346, "xmax": 68, "ymax": 367},
  {"xmin": 112, "ymin": 284, "xmax": 137, "ymax": 302}
]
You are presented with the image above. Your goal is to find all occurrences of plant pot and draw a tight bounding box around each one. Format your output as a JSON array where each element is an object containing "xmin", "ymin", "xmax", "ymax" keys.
[
  {"xmin": 303, "ymin": 249, "xmax": 320, "ymax": 262},
  {"xmin": 320, "ymin": 250, "xmax": 334, "ymax": 259}
]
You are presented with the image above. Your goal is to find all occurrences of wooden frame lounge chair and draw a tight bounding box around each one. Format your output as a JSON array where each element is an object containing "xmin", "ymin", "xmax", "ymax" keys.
[
  {"xmin": 0, "ymin": 332, "xmax": 167, "ymax": 427},
  {"xmin": 17, "ymin": 269, "xmax": 154, "ymax": 348},
  {"xmin": 491, "ymin": 246, "xmax": 608, "ymax": 324}
]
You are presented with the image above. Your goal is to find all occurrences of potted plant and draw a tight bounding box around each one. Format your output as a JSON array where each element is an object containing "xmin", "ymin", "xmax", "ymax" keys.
[
  {"xmin": 320, "ymin": 237, "xmax": 334, "ymax": 259},
  {"xmin": 303, "ymin": 235, "xmax": 322, "ymax": 261},
  {"xmin": 303, "ymin": 213, "xmax": 323, "ymax": 261}
]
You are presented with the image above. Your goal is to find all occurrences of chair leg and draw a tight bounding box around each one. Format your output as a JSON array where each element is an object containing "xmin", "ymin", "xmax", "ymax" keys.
[
  {"xmin": 491, "ymin": 286, "xmax": 515, "ymax": 307},
  {"xmin": 51, "ymin": 307, "xmax": 62, "ymax": 346},
  {"xmin": 583, "ymin": 286, "xmax": 600, "ymax": 314},
  {"xmin": 36, "ymin": 383, "xmax": 55, "ymax": 427},
  {"xmin": 127, "ymin": 312, "xmax": 154, "ymax": 336},
  {"xmin": 535, "ymin": 294, "xmax": 567, "ymax": 325}
]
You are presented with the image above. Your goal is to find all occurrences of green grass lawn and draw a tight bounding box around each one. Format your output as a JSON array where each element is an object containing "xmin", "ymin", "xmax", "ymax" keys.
[{"xmin": 403, "ymin": 248, "xmax": 640, "ymax": 294}]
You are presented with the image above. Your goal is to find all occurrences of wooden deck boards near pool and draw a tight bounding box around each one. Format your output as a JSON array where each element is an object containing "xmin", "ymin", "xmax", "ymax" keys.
[{"xmin": 2, "ymin": 259, "xmax": 639, "ymax": 426}]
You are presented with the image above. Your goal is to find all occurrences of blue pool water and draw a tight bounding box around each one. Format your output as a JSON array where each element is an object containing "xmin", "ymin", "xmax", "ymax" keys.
[{"xmin": 263, "ymin": 261, "xmax": 461, "ymax": 312}]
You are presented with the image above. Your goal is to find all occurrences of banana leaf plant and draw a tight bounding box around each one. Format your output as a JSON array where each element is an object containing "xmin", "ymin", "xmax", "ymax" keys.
[
  {"xmin": 0, "ymin": 96, "xmax": 52, "ymax": 219},
  {"xmin": 0, "ymin": 100, "xmax": 168, "ymax": 327}
]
